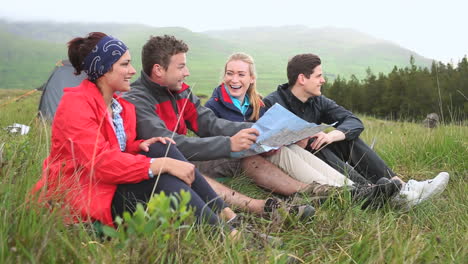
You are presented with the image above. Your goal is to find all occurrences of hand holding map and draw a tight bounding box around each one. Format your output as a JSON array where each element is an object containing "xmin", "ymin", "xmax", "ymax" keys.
[{"xmin": 231, "ymin": 103, "xmax": 335, "ymax": 158}]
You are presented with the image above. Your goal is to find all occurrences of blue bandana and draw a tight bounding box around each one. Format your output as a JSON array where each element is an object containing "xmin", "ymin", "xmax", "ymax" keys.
[{"xmin": 82, "ymin": 36, "xmax": 128, "ymax": 81}]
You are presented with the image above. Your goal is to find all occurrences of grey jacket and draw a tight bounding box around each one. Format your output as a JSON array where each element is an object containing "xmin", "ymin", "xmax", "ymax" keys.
[{"xmin": 123, "ymin": 71, "xmax": 251, "ymax": 161}]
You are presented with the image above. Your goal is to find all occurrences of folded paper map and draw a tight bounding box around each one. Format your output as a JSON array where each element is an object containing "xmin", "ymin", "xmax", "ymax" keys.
[{"xmin": 231, "ymin": 103, "xmax": 335, "ymax": 158}]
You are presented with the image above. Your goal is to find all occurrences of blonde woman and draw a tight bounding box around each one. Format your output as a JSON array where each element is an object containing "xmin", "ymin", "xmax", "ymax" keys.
[{"xmin": 205, "ymin": 53, "xmax": 355, "ymax": 188}]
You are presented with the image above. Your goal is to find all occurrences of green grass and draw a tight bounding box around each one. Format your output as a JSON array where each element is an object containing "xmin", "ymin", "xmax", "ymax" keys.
[{"xmin": 0, "ymin": 91, "xmax": 467, "ymax": 263}]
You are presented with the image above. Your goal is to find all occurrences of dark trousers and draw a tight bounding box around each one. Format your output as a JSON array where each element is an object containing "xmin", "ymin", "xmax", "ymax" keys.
[
  {"xmin": 311, "ymin": 137, "xmax": 396, "ymax": 185},
  {"xmin": 111, "ymin": 142, "xmax": 227, "ymax": 225}
]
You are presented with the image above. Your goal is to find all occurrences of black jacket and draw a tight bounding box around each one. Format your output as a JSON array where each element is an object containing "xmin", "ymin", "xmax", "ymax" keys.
[{"xmin": 263, "ymin": 83, "xmax": 364, "ymax": 140}]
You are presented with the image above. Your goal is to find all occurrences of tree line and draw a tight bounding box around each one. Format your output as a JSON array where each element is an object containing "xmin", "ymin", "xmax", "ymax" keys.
[{"xmin": 323, "ymin": 56, "xmax": 468, "ymax": 122}]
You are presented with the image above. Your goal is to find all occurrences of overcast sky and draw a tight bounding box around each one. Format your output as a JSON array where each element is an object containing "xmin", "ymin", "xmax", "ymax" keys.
[{"xmin": 1, "ymin": 0, "xmax": 466, "ymax": 63}]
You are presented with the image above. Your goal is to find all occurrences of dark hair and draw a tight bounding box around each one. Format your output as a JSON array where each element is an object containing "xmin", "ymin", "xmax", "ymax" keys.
[
  {"xmin": 287, "ymin": 53, "xmax": 321, "ymax": 86},
  {"xmin": 67, "ymin": 32, "xmax": 107, "ymax": 75},
  {"xmin": 142, "ymin": 35, "xmax": 189, "ymax": 76}
]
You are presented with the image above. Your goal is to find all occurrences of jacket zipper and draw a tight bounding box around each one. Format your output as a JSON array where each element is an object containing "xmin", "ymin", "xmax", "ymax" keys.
[{"xmin": 167, "ymin": 88, "xmax": 180, "ymax": 119}]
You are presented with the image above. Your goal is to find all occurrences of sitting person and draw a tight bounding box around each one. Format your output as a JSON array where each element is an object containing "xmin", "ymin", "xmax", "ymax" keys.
[
  {"xmin": 123, "ymin": 35, "xmax": 321, "ymax": 218},
  {"xmin": 205, "ymin": 52, "xmax": 355, "ymax": 188},
  {"xmin": 205, "ymin": 53, "xmax": 406, "ymax": 207},
  {"xmin": 262, "ymin": 53, "xmax": 450, "ymax": 208},
  {"xmin": 32, "ymin": 32, "xmax": 239, "ymax": 235},
  {"xmin": 124, "ymin": 35, "xmax": 397, "ymax": 215}
]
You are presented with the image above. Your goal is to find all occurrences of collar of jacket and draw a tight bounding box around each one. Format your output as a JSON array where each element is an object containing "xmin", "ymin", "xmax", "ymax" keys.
[
  {"xmin": 138, "ymin": 70, "xmax": 191, "ymax": 97},
  {"xmin": 67, "ymin": 79, "xmax": 123, "ymax": 147},
  {"xmin": 213, "ymin": 84, "xmax": 244, "ymax": 111},
  {"xmin": 278, "ymin": 82, "xmax": 315, "ymax": 106},
  {"xmin": 72, "ymin": 79, "xmax": 121, "ymax": 113}
]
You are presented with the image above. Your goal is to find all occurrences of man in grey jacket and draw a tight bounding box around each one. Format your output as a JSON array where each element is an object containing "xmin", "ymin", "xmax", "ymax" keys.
[{"xmin": 123, "ymin": 35, "xmax": 326, "ymax": 216}]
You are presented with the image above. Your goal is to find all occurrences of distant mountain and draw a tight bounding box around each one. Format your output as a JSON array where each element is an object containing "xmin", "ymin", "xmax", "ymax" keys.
[
  {"xmin": 0, "ymin": 20, "xmax": 434, "ymax": 94},
  {"xmin": 203, "ymin": 26, "xmax": 433, "ymax": 80},
  {"xmin": 0, "ymin": 20, "xmax": 237, "ymax": 93}
]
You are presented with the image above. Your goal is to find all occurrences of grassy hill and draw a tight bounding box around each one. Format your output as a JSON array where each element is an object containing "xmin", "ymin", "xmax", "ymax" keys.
[
  {"xmin": 0, "ymin": 90, "xmax": 466, "ymax": 263},
  {"xmin": 0, "ymin": 20, "xmax": 237, "ymax": 94},
  {"xmin": 0, "ymin": 24, "xmax": 65, "ymax": 90},
  {"xmin": 0, "ymin": 20, "xmax": 434, "ymax": 95},
  {"xmin": 203, "ymin": 26, "xmax": 433, "ymax": 81}
]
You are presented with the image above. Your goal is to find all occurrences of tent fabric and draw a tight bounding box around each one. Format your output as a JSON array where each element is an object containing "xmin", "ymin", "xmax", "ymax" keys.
[{"xmin": 38, "ymin": 60, "xmax": 86, "ymax": 120}]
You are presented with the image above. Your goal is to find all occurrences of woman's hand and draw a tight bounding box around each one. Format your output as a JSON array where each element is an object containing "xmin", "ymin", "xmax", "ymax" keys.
[
  {"xmin": 140, "ymin": 137, "xmax": 176, "ymax": 152},
  {"xmin": 150, "ymin": 158, "xmax": 195, "ymax": 186}
]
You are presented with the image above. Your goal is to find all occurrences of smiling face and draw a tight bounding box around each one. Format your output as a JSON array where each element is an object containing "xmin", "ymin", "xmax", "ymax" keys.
[
  {"xmin": 160, "ymin": 52, "xmax": 190, "ymax": 92},
  {"xmin": 302, "ymin": 65, "xmax": 325, "ymax": 97},
  {"xmin": 100, "ymin": 50, "xmax": 136, "ymax": 92},
  {"xmin": 223, "ymin": 60, "xmax": 255, "ymax": 102}
]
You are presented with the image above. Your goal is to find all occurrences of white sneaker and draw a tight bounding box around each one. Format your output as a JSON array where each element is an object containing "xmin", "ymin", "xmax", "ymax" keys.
[{"xmin": 392, "ymin": 172, "xmax": 450, "ymax": 209}]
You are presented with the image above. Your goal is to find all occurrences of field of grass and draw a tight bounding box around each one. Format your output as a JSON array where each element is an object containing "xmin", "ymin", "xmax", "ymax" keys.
[{"xmin": 0, "ymin": 90, "xmax": 466, "ymax": 263}]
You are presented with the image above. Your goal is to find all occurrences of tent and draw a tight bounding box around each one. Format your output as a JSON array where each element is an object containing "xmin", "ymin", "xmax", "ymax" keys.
[{"xmin": 38, "ymin": 60, "xmax": 86, "ymax": 120}]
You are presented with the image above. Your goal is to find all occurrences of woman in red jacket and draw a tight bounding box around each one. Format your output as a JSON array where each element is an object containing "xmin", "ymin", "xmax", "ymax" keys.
[{"xmin": 33, "ymin": 32, "xmax": 238, "ymax": 231}]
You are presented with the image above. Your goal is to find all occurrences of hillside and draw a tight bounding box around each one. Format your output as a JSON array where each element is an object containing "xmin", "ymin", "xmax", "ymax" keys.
[
  {"xmin": 0, "ymin": 20, "xmax": 237, "ymax": 93},
  {"xmin": 203, "ymin": 26, "xmax": 433, "ymax": 80},
  {"xmin": 0, "ymin": 20, "xmax": 434, "ymax": 94}
]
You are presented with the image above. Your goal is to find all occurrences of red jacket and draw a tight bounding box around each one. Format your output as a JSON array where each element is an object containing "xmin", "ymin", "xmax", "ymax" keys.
[{"xmin": 33, "ymin": 80, "xmax": 151, "ymax": 226}]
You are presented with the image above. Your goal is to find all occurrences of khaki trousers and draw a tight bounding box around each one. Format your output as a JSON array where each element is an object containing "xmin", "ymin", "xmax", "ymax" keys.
[{"xmin": 266, "ymin": 144, "xmax": 354, "ymax": 187}]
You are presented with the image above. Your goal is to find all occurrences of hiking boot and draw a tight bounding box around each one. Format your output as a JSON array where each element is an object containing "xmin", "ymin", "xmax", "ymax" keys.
[
  {"xmin": 264, "ymin": 197, "xmax": 315, "ymax": 221},
  {"xmin": 300, "ymin": 181, "xmax": 378, "ymax": 208},
  {"xmin": 349, "ymin": 184, "xmax": 379, "ymax": 208},
  {"xmin": 350, "ymin": 178, "xmax": 402, "ymax": 209},
  {"xmin": 375, "ymin": 177, "xmax": 403, "ymax": 197},
  {"xmin": 226, "ymin": 214, "xmax": 245, "ymax": 229},
  {"xmin": 300, "ymin": 181, "xmax": 338, "ymax": 197},
  {"xmin": 392, "ymin": 172, "xmax": 450, "ymax": 209}
]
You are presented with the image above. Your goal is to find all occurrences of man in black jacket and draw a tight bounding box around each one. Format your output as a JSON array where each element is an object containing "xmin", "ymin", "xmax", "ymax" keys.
[{"xmin": 263, "ymin": 53, "xmax": 449, "ymax": 208}]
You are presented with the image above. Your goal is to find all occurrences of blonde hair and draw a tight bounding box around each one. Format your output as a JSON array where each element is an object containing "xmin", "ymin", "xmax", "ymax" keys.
[{"xmin": 224, "ymin": 52, "xmax": 262, "ymax": 121}]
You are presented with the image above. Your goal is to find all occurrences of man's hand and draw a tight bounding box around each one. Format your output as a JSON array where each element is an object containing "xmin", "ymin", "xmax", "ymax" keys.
[
  {"xmin": 309, "ymin": 130, "xmax": 345, "ymax": 150},
  {"xmin": 140, "ymin": 137, "xmax": 176, "ymax": 152},
  {"xmin": 230, "ymin": 128, "xmax": 259, "ymax": 152},
  {"xmin": 309, "ymin": 132, "xmax": 332, "ymax": 150}
]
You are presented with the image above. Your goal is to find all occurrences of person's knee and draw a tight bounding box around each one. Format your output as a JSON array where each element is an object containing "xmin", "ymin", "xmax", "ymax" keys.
[
  {"xmin": 146, "ymin": 142, "xmax": 186, "ymax": 161},
  {"xmin": 156, "ymin": 174, "xmax": 187, "ymax": 191},
  {"xmin": 350, "ymin": 137, "xmax": 374, "ymax": 152},
  {"xmin": 240, "ymin": 155, "xmax": 268, "ymax": 169},
  {"xmin": 140, "ymin": 141, "xmax": 168, "ymax": 157}
]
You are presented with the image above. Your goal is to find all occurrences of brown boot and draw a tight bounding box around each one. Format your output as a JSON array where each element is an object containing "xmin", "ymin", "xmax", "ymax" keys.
[{"xmin": 299, "ymin": 181, "xmax": 342, "ymax": 197}]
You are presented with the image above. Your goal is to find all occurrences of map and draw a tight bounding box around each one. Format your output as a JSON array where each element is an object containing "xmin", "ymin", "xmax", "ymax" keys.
[{"xmin": 231, "ymin": 103, "xmax": 335, "ymax": 158}]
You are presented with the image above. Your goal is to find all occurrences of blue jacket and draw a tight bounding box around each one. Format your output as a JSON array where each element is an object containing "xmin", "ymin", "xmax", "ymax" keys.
[{"xmin": 205, "ymin": 84, "xmax": 266, "ymax": 122}]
